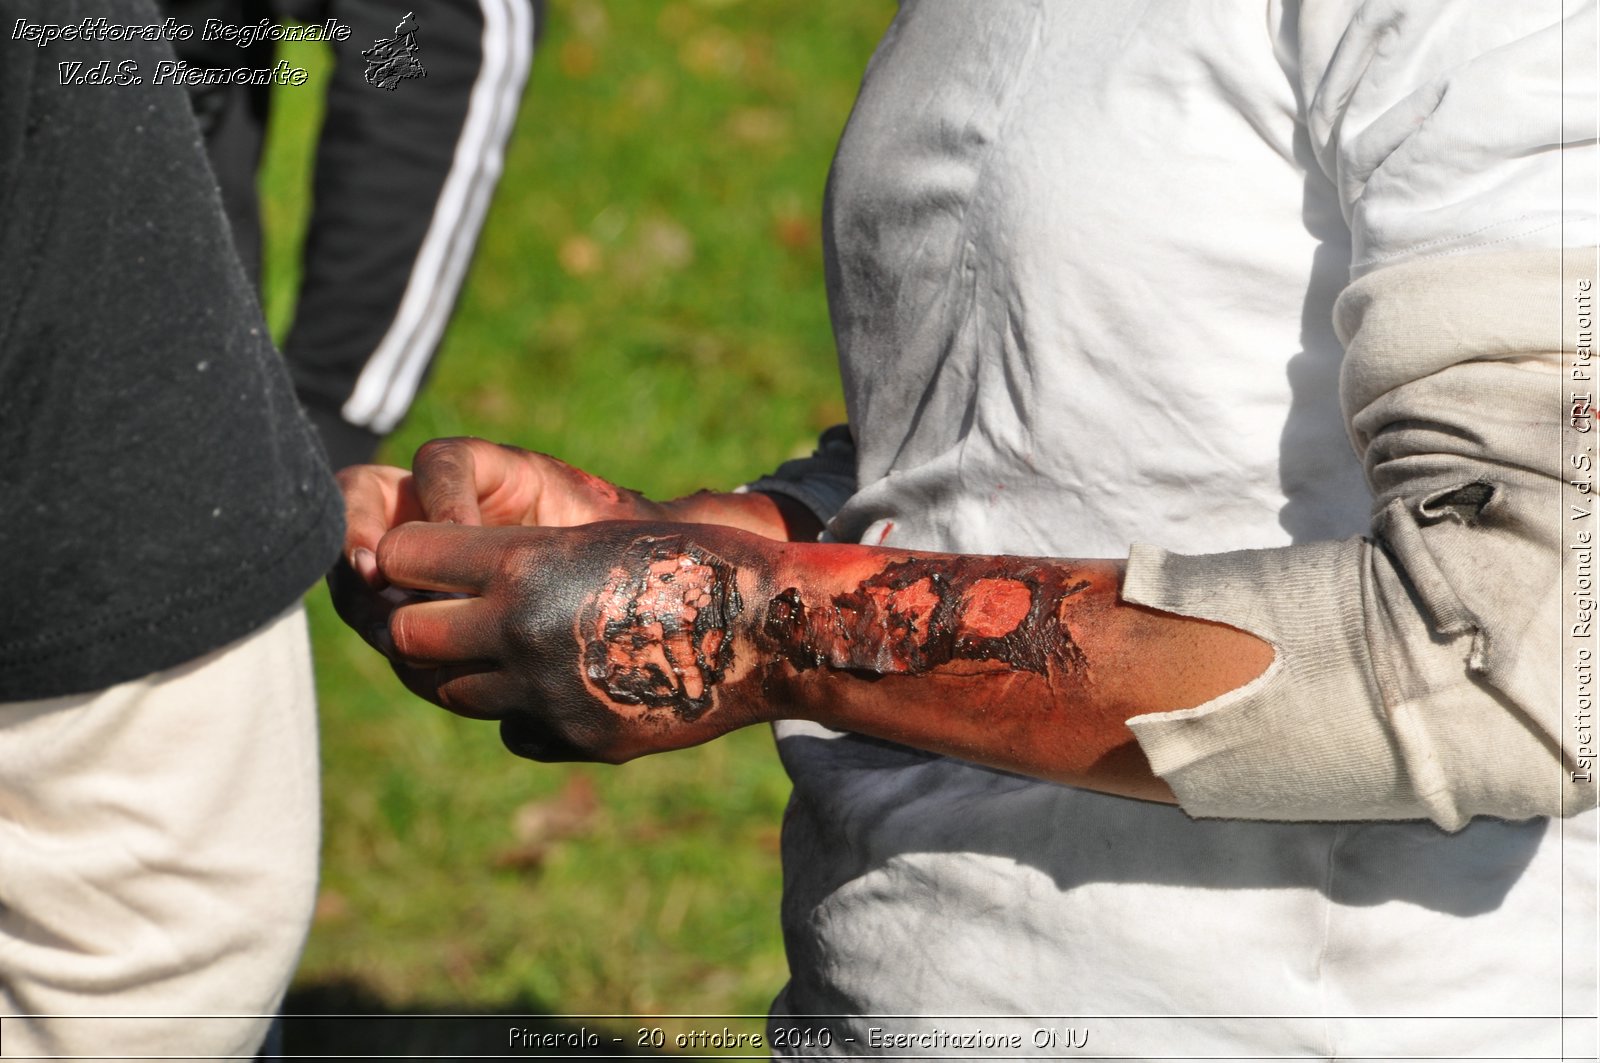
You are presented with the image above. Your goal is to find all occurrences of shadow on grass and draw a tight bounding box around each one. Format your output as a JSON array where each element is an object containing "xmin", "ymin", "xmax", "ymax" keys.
[{"xmin": 283, "ymin": 978, "xmax": 662, "ymax": 1059}]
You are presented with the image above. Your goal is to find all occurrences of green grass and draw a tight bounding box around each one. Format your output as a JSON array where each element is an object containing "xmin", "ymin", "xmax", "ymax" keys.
[{"xmin": 258, "ymin": 1, "xmax": 894, "ymax": 1053}]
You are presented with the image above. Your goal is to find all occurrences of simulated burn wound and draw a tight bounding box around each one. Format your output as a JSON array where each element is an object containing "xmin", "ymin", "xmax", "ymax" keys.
[
  {"xmin": 763, "ymin": 557, "xmax": 1090, "ymax": 676},
  {"xmin": 582, "ymin": 537, "xmax": 743, "ymax": 718}
]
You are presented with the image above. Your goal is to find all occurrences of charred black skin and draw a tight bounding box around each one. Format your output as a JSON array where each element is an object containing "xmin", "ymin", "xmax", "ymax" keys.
[
  {"xmin": 495, "ymin": 526, "xmax": 640, "ymax": 762},
  {"xmin": 762, "ymin": 557, "xmax": 1089, "ymax": 677}
]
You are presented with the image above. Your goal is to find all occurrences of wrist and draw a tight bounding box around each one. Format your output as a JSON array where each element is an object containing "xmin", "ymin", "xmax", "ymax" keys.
[
  {"xmin": 659, "ymin": 489, "xmax": 818, "ymax": 541},
  {"xmin": 741, "ymin": 539, "xmax": 889, "ymax": 727}
]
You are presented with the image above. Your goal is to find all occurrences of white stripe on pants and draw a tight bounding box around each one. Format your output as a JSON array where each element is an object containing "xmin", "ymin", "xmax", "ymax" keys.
[{"xmin": 0, "ymin": 604, "xmax": 320, "ymax": 1060}]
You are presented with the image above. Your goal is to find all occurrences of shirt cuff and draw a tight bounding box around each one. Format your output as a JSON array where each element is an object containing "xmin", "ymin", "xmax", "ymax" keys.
[{"xmin": 1121, "ymin": 540, "xmax": 1579, "ymax": 831}]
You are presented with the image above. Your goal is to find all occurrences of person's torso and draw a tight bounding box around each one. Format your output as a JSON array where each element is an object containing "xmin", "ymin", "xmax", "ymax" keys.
[{"xmin": 772, "ymin": 2, "xmax": 1595, "ymax": 1055}]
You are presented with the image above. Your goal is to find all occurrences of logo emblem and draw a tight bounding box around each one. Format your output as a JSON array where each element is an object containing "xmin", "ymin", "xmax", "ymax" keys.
[{"xmin": 363, "ymin": 12, "xmax": 425, "ymax": 90}]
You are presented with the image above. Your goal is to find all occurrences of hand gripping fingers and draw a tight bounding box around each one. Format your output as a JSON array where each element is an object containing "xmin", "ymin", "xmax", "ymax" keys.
[
  {"xmin": 411, "ymin": 436, "xmax": 568, "ymax": 527},
  {"xmin": 375, "ymin": 521, "xmax": 537, "ymax": 595}
]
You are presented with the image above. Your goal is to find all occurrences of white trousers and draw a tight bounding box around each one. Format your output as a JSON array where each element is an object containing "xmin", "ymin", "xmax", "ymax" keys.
[{"xmin": 0, "ymin": 605, "xmax": 321, "ymax": 1060}]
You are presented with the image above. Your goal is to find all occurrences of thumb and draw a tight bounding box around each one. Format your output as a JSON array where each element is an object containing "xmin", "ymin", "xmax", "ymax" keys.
[{"xmin": 411, "ymin": 437, "xmax": 490, "ymax": 526}]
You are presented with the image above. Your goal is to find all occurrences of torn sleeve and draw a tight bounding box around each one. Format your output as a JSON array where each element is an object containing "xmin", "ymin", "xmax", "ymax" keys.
[
  {"xmin": 1123, "ymin": 2, "xmax": 1596, "ymax": 829},
  {"xmin": 1126, "ymin": 249, "xmax": 1591, "ymax": 830}
]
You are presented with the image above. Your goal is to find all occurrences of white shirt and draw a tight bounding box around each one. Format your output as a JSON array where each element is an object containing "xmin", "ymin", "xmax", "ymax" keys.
[{"xmin": 761, "ymin": 2, "xmax": 1599, "ymax": 1057}]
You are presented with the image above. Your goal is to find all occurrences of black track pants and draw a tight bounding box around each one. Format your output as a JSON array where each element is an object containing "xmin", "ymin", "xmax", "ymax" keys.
[{"xmin": 165, "ymin": 0, "xmax": 540, "ymax": 469}]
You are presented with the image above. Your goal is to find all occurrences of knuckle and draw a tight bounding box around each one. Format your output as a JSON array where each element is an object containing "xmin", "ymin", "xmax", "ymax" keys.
[
  {"xmin": 497, "ymin": 606, "xmax": 528, "ymax": 648},
  {"xmin": 495, "ymin": 552, "xmax": 524, "ymax": 586},
  {"xmin": 387, "ymin": 608, "xmax": 419, "ymax": 656},
  {"xmin": 496, "ymin": 541, "xmax": 538, "ymax": 585},
  {"xmin": 336, "ymin": 473, "xmax": 378, "ymax": 508}
]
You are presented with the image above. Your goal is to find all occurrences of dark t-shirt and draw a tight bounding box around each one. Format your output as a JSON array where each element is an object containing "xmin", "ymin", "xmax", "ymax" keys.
[{"xmin": 0, "ymin": 0, "xmax": 344, "ymax": 700}]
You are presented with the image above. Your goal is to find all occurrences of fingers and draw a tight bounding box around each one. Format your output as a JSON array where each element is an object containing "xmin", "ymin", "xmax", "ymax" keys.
[
  {"xmin": 387, "ymin": 595, "xmax": 502, "ymax": 666},
  {"xmin": 326, "ymin": 557, "xmax": 397, "ymax": 653},
  {"xmin": 382, "ymin": 659, "xmax": 514, "ymax": 721},
  {"xmin": 337, "ymin": 464, "xmax": 421, "ymax": 584},
  {"xmin": 433, "ymin": 667, "xmax": 528, "ymax": 720},
  {"xmin": 376, "ymin": 521, "xmax": 535, "ymax": 594}
]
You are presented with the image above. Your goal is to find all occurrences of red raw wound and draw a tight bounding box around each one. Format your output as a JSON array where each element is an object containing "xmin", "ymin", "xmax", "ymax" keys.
[
  {"xmin": 958, "ymin": 578, "xmax": 1033, "ymax": 638},
  {"xmin": 763, "ymin": 557, "xmax": 1089, "ymax": 677}
]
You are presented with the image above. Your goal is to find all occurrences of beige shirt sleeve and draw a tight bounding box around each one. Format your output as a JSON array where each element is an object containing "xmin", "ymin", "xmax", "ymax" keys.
[
  {"xmin": 1123, "ymin": 2, "xmax": 1596, "ymax": 830},
  {"xmin": 1125, "ymin": 249, "xmax": 1592, "ymax": 830}
]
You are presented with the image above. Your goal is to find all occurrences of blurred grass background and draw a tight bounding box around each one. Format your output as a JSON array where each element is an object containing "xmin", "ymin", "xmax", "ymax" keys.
[{"xmin": 256, "ymin": 0, "xmax": 893, "ymax": 1052}]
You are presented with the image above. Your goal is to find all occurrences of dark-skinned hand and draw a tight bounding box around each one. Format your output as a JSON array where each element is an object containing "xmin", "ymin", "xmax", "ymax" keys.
[
  {"xmin": 350, "ymin": 519, "xmax": 778, "ymax": 763},
  {"xmin": 338, "ymin": 437, "xmax": 665, "ymax": 583},
  {"xmin": 329, "ymin": 438, "xmax": 672, "ymax": 711}
]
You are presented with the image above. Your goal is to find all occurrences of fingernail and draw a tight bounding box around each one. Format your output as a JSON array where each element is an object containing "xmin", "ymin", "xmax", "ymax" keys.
[{"xmin": 354, "ymin": 548, "xmax": 379, "ymax": 586}]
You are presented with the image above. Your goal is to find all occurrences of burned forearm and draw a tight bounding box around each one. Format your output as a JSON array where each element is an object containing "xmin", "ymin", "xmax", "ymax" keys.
[
  {"xmin": 751, "ymin": 542, "xmax": 1250, "ymax": 801},
  {"xmin": 563, "ymin": 525, "xmax": 1272, "ymax": 798}
]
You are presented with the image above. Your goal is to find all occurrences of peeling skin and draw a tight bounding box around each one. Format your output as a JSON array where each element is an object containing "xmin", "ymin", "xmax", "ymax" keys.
[
  {"xmin": 763, "ymin": 557, "xmax": 1089, "ymax": 676},
  {"xmin": 581, "ymin": 537, "xmax": 742, "ymax": 719}
]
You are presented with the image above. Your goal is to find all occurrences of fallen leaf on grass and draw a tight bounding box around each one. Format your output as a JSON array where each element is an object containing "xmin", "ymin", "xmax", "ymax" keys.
[
  {"xmin": 313, "ymin": 888, "xmax": 350, "ymax": 925},
  {"xmin": 558, "ymin": 234, "xmax": 603, "ymax": 277},
  {"xmin": 492, "ymin": 774, "xmax": 601, "ymax": 871},
  {"xmin": 772, "ymin": 212, "xmax": 815, "ymax": 252}
]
